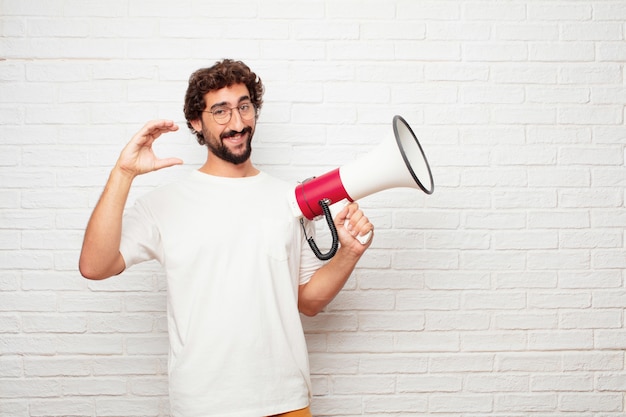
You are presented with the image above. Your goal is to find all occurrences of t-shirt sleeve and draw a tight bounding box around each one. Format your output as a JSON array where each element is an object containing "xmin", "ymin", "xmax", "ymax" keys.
[
  {"xmin": 119, "ymin": 199, "xmax": 163, "ymax": 269},
  {"xmin": 297, "ymin": 218, "xmax": 324, "ymax": 286}
]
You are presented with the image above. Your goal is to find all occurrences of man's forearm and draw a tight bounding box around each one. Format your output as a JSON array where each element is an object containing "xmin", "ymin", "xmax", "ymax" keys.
[
  {"xmin": 297, "ymin": 246, "xmax": 362, "ymax": 317},
  {"xmin": 78, "ymin": 167, "xmax": 134, "ymax": 280}
]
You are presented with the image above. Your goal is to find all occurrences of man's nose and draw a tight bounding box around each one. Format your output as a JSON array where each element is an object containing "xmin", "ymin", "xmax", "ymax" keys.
[{"xmin": 227, "ymin": 108, "xmax": 246, "ymax": 130}]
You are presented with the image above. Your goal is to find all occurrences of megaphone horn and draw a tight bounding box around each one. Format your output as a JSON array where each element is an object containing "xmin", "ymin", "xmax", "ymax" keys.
[{"xmin": 289, "ymin": 115, "xmax": 434, "ymax": 260}]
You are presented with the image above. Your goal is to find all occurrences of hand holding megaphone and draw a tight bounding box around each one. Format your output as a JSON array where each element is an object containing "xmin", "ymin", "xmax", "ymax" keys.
[
  {"xmin": 289, "ymin": 116, "xmax": 434, "ymax": 260},
  {"xmin": 329, "ymin": 199, "xmax": 373, "ymax": 245}
]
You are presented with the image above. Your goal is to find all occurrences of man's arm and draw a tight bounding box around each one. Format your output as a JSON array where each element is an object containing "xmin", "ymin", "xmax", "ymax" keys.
[
  {"xmin": 298, "ymin": 202, "xmax": 373, "ymax": 316},
  {"xmin": 78, "ymin": 168, "xmax": 133, "ymax": 280},
  {"xmin": 78, "ymin": 120, "xmax": 182, "ymax": 280}
]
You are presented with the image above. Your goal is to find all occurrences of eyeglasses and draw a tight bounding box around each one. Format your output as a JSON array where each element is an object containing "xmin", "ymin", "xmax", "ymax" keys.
[{"xmin": 203, "ymin": 101, "xmax": 256, "ymax": 125}]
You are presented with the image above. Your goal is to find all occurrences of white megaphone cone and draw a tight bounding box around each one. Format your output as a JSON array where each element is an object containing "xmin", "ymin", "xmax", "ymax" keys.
[{"xmin": 288, "ymin": 115, "xmax": 434, "ymax": 260}]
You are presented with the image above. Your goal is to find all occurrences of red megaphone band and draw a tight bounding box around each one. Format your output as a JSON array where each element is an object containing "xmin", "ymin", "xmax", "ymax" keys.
[{"xmin": 294, "ymin": 168, "xmax": 353, "ymax": 220}]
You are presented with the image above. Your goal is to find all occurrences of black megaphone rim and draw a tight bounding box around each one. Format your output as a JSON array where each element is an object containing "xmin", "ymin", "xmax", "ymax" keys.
[{"xmin": 392, "ymin": 115, "xmax": 434, "ymax": 195}]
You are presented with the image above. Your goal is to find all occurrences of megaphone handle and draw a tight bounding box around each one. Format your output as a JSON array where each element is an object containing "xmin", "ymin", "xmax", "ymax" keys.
[
  {"xmin": 329, "ymin": 199, "xmax": 373, "ymax": 246},
  {"xmin": 356, "ymin": 230, "xmax": 373, "ymax": 245},
  {"xmin": 301, "ymin": 199, "xmax": 339, "ymax": 261}
]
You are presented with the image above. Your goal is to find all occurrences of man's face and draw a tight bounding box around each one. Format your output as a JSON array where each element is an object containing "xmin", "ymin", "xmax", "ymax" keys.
[{"xmin": 192, "ymin": 83, "xmax": 256, "ymax": 165}]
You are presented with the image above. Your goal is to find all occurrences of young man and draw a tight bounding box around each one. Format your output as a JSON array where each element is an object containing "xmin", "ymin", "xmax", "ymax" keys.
[{"xmin": 79, "ymin": 59, "xmax": 373, "ymax": 417}]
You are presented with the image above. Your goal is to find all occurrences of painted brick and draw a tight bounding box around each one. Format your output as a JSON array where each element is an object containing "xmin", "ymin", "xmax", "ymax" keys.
[{"xmin": 2, "ymin": 1, "xmax": 626, "ymax": 416}]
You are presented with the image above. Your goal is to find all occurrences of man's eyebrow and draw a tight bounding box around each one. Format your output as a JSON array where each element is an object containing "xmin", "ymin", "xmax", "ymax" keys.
[{"xmin": 209, "ymin": 95, "xmax": 251, "ymax": 111}]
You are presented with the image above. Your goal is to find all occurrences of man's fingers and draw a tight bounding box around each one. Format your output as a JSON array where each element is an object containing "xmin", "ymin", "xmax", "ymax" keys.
[
  {"xmin": 135, "ymin": 120, "xmax": 179, "ymax": 145},
  {"xmin": 153, "ymin": 158, "xmax": 184, "ymax": 171}
]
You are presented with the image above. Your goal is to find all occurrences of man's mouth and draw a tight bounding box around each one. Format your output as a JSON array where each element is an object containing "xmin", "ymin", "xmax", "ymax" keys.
[
  {"xmin": 221, "ymin": 128, "xmax": 251, "ymax": 144},
  {"xmin": 224, "ymin": 133, "xmax": 245, "ymax": 144}
]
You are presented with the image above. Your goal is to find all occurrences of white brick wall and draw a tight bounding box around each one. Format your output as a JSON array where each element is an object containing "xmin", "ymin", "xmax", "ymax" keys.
[{"xmin": 1, "ymin": 0, "xmax": 625, "ymax": 415}]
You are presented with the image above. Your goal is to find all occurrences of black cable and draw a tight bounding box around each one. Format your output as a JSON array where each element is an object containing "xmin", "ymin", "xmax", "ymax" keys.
[{"xmin": 300, "ymin": 198, "xmax": 339, "ymax": 261}]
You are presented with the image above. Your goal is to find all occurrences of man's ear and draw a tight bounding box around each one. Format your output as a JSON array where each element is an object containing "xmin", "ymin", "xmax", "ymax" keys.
[{"xmin": 190, "ymin": 119, "xmax": 202, "ymax": 133}]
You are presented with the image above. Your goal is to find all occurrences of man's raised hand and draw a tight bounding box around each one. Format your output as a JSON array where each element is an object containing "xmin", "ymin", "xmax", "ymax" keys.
[{"xmin": 116, "ymin": 120, "xmax": 184, "ymax": 178}]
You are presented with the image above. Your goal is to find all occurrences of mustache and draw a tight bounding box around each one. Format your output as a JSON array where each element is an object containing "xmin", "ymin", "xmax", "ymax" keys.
[{"xmin": 220, "ymin": 126, "xmax": 252, "ymax": 140}]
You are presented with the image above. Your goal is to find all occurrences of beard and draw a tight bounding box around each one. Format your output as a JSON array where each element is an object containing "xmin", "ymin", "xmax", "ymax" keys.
[{"xmin": 203, "ymin": 125, "xmax": 254, "ymax": 165}]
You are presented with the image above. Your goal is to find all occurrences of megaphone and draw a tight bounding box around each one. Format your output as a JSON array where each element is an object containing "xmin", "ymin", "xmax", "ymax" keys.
[{"xmin": 288, "ymin": 115, "xmax": 434, "ymax": 260}]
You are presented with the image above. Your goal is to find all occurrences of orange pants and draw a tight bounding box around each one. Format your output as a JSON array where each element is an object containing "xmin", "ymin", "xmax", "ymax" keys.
[{"xmin": 269, "ymin": 406, "xmax": 312, "ymax": 417}]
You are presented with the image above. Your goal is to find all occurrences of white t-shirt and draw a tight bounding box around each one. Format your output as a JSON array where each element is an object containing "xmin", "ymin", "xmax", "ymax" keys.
[{"xmin": 119, "ymin": 170, "xmax": 323, "ymax": 417}]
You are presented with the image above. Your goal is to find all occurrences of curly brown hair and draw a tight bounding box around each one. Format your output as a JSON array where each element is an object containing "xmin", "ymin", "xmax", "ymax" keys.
[{"xmin": 184, "ymin": 59, "xmax": 264, "ymax": 145}]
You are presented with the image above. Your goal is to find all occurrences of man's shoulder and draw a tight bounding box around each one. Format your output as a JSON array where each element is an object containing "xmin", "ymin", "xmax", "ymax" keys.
[
  {"xmin": 259, "ymin": 171, "xmax": 290, "ymax": 185},
  {"xmin": 134, "ymin": 171, "xmax": 194, "ymax": 203}
]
